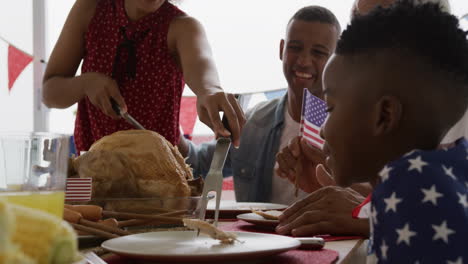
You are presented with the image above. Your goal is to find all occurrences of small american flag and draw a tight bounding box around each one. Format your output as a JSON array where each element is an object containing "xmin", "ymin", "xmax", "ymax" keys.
[
  {"xmin": 65, "ymin": 178, "xmax": 92, "ymax": 202},
  {"xmin": 300, "ymin": 88, "xmax": 328, "ymax": 148}
]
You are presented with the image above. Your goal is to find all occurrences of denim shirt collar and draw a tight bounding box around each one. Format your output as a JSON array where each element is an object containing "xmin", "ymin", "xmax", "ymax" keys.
[
  {"xmin": 249, "ymin": 93, "xmax": 288, "ymax": 202},
  {"xmin": 272, "ymin": 93, "xmax": 288, "ymax": 129}
]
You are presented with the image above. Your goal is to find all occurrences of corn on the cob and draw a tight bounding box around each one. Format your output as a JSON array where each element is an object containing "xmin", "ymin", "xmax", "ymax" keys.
[
  {"xmin": 0, "ymin": 246, "xmax": 35, "ymax": 264},
  {"xmin": 0, "ymin": 199, "xmax": 34, "ymax": 264},
  {"xmin": 0, "ymin": 199, "xmax": 79, "ymax": 264},
  {"xmin": 0, "ymin": 198, "xmax": 13, "ymax": 252}
]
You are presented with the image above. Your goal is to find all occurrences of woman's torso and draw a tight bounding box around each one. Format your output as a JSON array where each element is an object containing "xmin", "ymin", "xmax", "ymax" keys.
[{"xmin": 75, "ymin": 0, "xmax": 185, "ymax": 152}]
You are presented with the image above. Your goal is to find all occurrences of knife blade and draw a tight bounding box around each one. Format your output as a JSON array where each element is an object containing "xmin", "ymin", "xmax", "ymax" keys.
[{"xmin": 110, "ymin": 98, "xmax": 145, "ymax": 130}]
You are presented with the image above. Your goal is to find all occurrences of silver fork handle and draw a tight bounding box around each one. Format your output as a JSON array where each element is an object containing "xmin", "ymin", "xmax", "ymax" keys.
[
  {"xmin": 213, "ymin": 190, "xmax": 222, "ymax": 227},
  {"xmin": 198, "ymin": 195, "xmax": 209, "ymax": 222},
  {"xmin": 208, "ymin": 137, "xmax": 231, "ymax": 171}
]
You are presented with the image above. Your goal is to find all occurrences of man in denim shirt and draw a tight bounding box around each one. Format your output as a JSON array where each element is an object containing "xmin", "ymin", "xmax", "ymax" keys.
[{"xmin": 178, "ymin": 6, "xmax": 341, "ymax": 204}]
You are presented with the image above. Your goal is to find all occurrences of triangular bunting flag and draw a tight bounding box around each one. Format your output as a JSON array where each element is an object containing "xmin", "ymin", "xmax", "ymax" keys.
[
  {"xmin": 8, "ymin": 45, "xmax": 33, "ymax": 92},
  {"xmin": 179, "ymin": 97, "xmax": 198, "ymax": 136}
]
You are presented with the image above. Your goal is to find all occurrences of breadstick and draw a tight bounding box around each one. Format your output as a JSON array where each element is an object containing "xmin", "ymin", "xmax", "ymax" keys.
[
  {"xmin": 64, "ymin": 207, "xmax": 129, "ymax": 236},
  {"xmin": 63, "ymin": 208, "xmax": 82, "ymax": 223},
  {"xmin": 117, "ymin": 210, "xmax": 188, "ymax": 228},
  {"xmin": 78, "ymin": 219, "xmax": 118, "ymax": 236},
  {"xmin": 103, "ymin": 210, "xmax": 183, "ymax": 224},
  {"xmin": 98, "ymin": 218, "xmax": 119, "ymax": 228},
  {"xmin": 80, "ymin": 219, "xmax": 130, "ymax": 236},
  {"xmin": 71, "ymin": 223, "xmax": 118, "ymax": 239},
  {"xmin": 65, "ymin": 205, "xmax": 103, "ymax": 221}
]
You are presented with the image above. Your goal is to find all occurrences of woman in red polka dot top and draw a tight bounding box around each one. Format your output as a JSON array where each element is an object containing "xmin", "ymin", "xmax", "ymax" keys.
[{"xmin": 42, "ymin": 0, "xmax": 245, "ymax": 153}]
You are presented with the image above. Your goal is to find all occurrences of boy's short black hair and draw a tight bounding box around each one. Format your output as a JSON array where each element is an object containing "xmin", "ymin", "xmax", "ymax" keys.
[
  {"xmin": 289, "ymin": 6, "xmax": 341, "ymax": 33},
  {"xmin": 336, "ymin": 0, "xmax": 468, "ymax": 128}
]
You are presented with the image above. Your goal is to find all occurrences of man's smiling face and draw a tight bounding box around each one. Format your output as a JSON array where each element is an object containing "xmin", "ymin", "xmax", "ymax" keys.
[{"xmin": 280, "ymin": 20, "xmax": 338, "ymax": 97}]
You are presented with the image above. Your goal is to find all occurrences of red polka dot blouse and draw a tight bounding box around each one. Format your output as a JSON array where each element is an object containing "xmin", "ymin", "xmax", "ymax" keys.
[{"xmin": 74, "ymin": 0, "xmax": 185, "ymax": 153}]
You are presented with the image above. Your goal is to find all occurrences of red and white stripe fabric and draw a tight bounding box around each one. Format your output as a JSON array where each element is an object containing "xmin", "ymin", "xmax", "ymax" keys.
[
  {"xmin": 302, "ymin": 118, "xmax": 325, "ymax": 148},
  {"xmin": 352, "ymin": 194, "xmax": 371, "ymax": 219},
  {"xmin": 65, "ymin": 178, "xmax": 92, "ymax": 202}
]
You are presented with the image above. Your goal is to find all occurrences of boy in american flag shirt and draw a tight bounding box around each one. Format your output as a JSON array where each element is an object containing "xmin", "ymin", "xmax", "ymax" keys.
[{"xmin": 318, "ymin": 1, "xmax": 468, "ymax": 263}]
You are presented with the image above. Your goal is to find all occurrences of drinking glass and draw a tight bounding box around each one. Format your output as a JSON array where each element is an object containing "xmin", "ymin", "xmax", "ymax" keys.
[{"xmin": 0, "ymin": 132, "xmax": 70, "ymax": 217}]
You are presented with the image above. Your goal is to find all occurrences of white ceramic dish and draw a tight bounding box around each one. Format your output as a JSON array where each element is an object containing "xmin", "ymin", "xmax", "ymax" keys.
[
  {"xmin": 101, "ymin": 230, "xmax": 300, "ymax": 262},
  {"xmin": 207, "ymin": 201, "xmax": 287, "ymax": 215},
  {"xmin": 236, "ymin": 213, "xmax": 279, "ymax": 228}
]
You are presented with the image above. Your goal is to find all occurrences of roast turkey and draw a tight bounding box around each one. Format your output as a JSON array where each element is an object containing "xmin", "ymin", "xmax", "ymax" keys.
[{"xmin": 71, "ymin": 130, "xmax": 197, "ymax": 211}]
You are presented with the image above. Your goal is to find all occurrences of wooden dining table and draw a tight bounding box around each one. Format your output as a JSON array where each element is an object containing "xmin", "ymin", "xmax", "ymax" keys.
[
  {"xmin": 79, "ymin": 219, "xmax": 368, "ymax": 264},
  {"xmin": 79, "ymin": 189, "xmax": 368, "ymax": 264},
  {"xmin": 325, "ymin": 238, "xmax": 367, "ymax": 264},
  {"xmin": 218, "ymin": 221, "xmax": 367, "ymax": 264},
  {"xmin": 219, "ymin": 192, "xmax": 369, "ymax": 264}
]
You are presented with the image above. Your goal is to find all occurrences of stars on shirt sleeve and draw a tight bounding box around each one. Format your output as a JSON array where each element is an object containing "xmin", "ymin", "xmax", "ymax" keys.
[
  {"xmin": 371, "ymin": 140, "xmax": 468, "ymax": 263},
  {"xmin": 396, "ymin": 223, "xmax": 417, "ymax": 246},
  {"xmin": 457, "ymin": 193, "xmax": 468, "ymax": 208},
  {"xmin": 370, "ymin": 205, "xmax": 378, "ymax": 225},
  {"xmin": 421, "ymin": 185, "xmax": 444, "ymax": 206},
  {"xmin": 384, "ymin": 192, "xmax": 402, "ymax": 213},
  {"xmin": 442, "ymin": 165, "xmax": 457, "ymax": 180},
  {"xmin": 380, "ymin": 239, "xmax": 389, "ymax": 260},
  {"xmin": 408, "ymin": 155, "xmax": 428, "ymax": 173},
  {"xmin": 379, "ymin": 165, "xmax": 392, "ymax": 182},
  {"xmin": 432, "ymin": 220, "xmax": 455, "ymax": 244},
  {"xmin": 447, "ymin": 257, "xmax": 463, "ymax": 264}
]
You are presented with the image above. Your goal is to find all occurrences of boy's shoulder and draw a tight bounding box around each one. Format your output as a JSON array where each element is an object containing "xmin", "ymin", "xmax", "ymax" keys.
[
  {"xmin": 369, "ymin": 139, "xmax": 468, "ymax": 263},
  {"xmin": 373, "ymin": 138, "xmax": 468, "ymax": 213},
  {"xmin": 373, "ymin": 137, "xmax": 468, "ymax": 224},
  {"xmin": 378, "ymin": 138, "xmax": 468, "ymax": 188}
]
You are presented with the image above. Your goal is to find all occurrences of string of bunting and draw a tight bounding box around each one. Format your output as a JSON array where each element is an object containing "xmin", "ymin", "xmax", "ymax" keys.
[
  {"xmin": 1, "ymin": 12, "xmax": 466, "ymax": 94},
  {"xmin": 0, "ymin": 34, "xmax": 287, "ymax": 141}
]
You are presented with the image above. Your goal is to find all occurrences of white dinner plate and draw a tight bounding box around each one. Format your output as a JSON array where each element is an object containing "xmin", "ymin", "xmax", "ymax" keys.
[
  {"xmin": 237, "ymin": 213, "xmax": 279, "ymax": 228},
  {"xmin": 207, "ymin": 201, "xmax": 287, "ymax": 214},
  {"xmin": 101, "ymin": 231, "xmax": 300, "ymax": 262}
]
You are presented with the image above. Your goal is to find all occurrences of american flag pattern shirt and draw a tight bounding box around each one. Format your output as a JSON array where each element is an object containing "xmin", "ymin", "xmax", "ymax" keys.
[{"xmin": 368, "ymin": 138, "xmax": 468, "ymax": 264}]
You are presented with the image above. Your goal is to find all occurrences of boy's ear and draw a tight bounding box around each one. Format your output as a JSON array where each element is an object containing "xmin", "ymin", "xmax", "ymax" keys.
[
  {"xmin": 374, "ymin": 95, "xmax": 402, "ymax": 136},
  {"xmin": 280, "ymin": 39, "xmax": 285, "ymax": 61}
]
